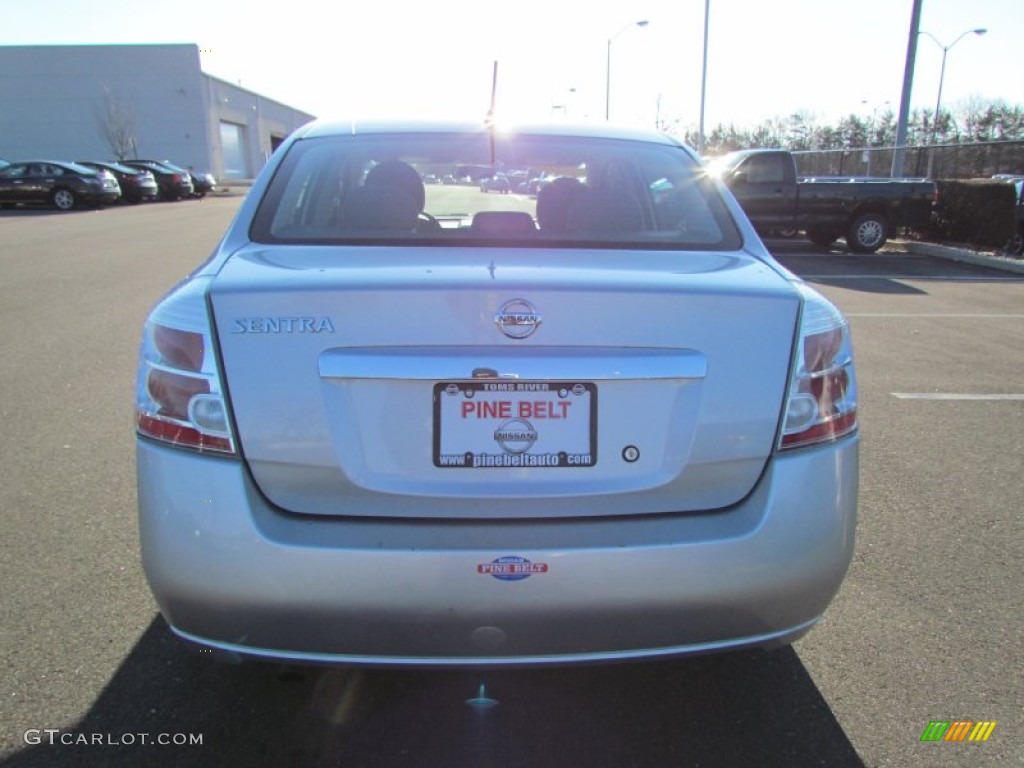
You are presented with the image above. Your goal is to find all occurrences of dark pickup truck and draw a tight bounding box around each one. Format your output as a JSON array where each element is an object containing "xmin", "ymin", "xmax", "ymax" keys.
[{"xmin": 708, "ymin": 149, "xmax": 935, "ymax": 253}]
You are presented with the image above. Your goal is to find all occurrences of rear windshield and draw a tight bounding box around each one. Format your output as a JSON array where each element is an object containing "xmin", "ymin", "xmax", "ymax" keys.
[
  {"xmin": 250, "ymin": 133, "xmax": 741, "ymax": 250},
  {"xmin": 107, "ymin": 162, "xmax": 148, "ymax": 174},
  {"xmin": 80, "ymin": 161, "xmax": 138, "ymax": 174}
]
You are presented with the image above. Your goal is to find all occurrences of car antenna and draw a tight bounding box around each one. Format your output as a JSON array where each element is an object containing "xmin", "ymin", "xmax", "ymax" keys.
[
  {"xmin": 486, "ymin": 60, "xmax": 498, "ymax": 166},
  {"xmin": 485, "ymin": 60, "xmax": 498, "ymax": 125}
]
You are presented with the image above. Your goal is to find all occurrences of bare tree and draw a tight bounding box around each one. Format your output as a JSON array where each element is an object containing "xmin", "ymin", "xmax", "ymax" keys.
[
  {"xmin": 785, "ymin": 111, "xmax": 816, "ymax": 150},
  {"xmin": 95, "ymin": 83, "xmax": 138, "ymax": 160},
  {"xmin": 679, "ymin": 98, "xmax": 1023, "ymax": 158}
]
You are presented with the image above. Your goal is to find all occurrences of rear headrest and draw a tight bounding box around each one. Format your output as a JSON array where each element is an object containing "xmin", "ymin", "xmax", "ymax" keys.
[
  {"xmin": 536, "ymin": 177, "xmax": 587, "ymax": 232},
  {"xmin": 364, "ymin": 160, "xmax": 425, "ymax": 212}
]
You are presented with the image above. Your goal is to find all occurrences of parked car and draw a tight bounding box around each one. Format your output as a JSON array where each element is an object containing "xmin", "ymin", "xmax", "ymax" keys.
[
  {"xmin": 190, "ymin": 172, "xmax": 217, "ymax": 198},
  {"xmin": 123, "ymin": 160, "xmax": 194, "ymax": 200},
  {"xmin": 137, "ymin": 119, "xmax": 859, "ymax": 667},
  {"xmin": 707, "ymin": 149, "xmax": 936, "ymax": 252},
  {"xmin": 77, "ymin": 160, "xmax": 158, "ymax": 203},
  {"xmin": 516, "ymin": 175, "xmax": 550, "ymax": 194},
  {"xmin": 133, "ymin": 159, "xmax": 215, "ymax": 198},
  {"xmin": 0, "ymin": 160, "xmax": 120, "ymax": 210},
  {"xmin": 480, "ymin": 172, "xmax": 511, "ymax": 193}
]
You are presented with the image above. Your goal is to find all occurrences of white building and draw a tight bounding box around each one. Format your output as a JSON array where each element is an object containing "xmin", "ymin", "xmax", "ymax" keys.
[{"xmin": 0, "ymin": 44, "xmax": 316, "ymax": 179}]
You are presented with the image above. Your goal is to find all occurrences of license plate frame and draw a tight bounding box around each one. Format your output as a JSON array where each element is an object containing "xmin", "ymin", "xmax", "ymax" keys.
[{"xmin": 433, "ymin": 381, "xmax": 597, "ymax": 469}]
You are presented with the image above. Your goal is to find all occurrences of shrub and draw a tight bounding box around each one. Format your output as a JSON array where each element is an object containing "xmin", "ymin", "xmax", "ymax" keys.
[{"xmin": 928, "ymin": 179, "xmax": 1016, "ymax": 248}]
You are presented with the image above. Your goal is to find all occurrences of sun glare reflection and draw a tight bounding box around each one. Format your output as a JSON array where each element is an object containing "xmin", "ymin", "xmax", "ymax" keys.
[{"xmin": 310, "ymin": 669, "xmax": 365, "ymax": 726}]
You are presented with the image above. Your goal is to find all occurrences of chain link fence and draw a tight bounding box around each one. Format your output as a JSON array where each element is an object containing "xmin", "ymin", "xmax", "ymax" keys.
[{"xmin": 792, "ymin": 140, "xmax": 1024, "ymax": 180}]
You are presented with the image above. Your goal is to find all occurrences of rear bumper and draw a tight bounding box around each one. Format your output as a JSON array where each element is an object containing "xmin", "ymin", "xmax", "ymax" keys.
[
  {"xmin": 81, "ymin": 189, "xmax": 120, "ymax": 205},
  {"xmin": 125, "ymin": 184, "xmax": 159, "ymax": 201},
  {"xmin": 158, "ymin": 182, "xmax": 193, "ymax": 198},
  {"xmin": 137, "ymin": 435, "xmax": 858, "ymax": 667}
]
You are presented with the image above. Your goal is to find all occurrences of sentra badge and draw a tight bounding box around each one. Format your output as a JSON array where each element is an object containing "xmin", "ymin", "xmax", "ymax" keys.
[
  {"xmin": 231, "ymin": 316, "xmax": 335, "ymax": 334},
  {"xmin": 494, "ymin": 299, "xmax": 541, "ymax": 339}
]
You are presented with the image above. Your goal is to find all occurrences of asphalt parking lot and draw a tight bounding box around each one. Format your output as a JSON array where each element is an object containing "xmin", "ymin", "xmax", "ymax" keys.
[{"xmin": 1, "ymin": 199, "xmax": 1021, "ymax": 767}]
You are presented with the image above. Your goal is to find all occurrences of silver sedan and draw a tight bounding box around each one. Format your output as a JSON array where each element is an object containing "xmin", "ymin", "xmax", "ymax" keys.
[{"xmin": 136, "ymin": 120, "xmax": 859, "ymax": 666}]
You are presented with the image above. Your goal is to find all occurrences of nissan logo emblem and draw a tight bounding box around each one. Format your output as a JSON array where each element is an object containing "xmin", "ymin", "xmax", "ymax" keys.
[{"xmin": 494, "ymin": 299, "xmax": 542, "ymax": 339}]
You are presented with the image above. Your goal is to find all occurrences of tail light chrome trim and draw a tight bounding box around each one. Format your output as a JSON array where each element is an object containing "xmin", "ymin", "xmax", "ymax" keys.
[
  {"xmin": 135, "ymin": 277, "xmax": 237, "ymax": 455},
  {"xmin": 779, "ymin": 284, "xmax": 858, "ymax": 450}
]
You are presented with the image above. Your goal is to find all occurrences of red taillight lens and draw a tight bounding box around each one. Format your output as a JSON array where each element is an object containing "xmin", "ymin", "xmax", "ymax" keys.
[
  {"xmin": 780, "ymin": 285, "xmax": 858, "ymax": 450},
  {"xmin": 802, "ymin": 326, "xmax": 842, "ymax": 373},
  {"xmin": 154, "ymin": 325, "xmax": 205, "ymax": 371},
  {"xmin": 147, "ymin": 368, "xmax": 210, "ymax": 421},
  {"xmin": 136, "ymin": 278, "xmax": 236, "ymax": 455}
]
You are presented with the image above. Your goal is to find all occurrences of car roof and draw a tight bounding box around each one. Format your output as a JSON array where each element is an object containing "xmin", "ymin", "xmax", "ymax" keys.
[
  {"xmin": 126, "ymin": 160, "xmax": 176, "ymax": 171},
  {"xmin": 12, "ymin": 160, "xmax": 98, "ymax": 173},
  {"xmin": 78, "ymin": 160, "xmax": 139, "ymax": 170},
  {"xmin": 297, "ymin": 119, "xmax": 686, "ymax": 147},
  {"xmin": 135, "ymin": 159, "xmax": 185, "ymax": 168}
]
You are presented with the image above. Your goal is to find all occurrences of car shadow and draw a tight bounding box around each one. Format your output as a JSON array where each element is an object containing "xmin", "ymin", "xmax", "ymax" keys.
[
  {"xmin": 756, "ymin": 239, "xmax": 922, "ymax": 295},
  {"xmin": 4, "ymin": 616, "xmax": 864, "ymax": 768},
  {"xmin": 767, "ymin": 246, "xmax": 928, "ymax": 295},
  {"xmin": 0, "ymin": 206, "xmax": 104, "ymax": 217},
  {"xmin": 801, "ymin": 276, "xmax": 927, "ymax": 295},
  {"xmin": 766, "ymin": 237, "xmax": 1021, "ymax": 294}
]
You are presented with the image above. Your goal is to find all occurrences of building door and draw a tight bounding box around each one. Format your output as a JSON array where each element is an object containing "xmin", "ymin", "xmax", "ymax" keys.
[{"xmin": 219, "ymin": 121, "xmax": 249, "ymax": 179}]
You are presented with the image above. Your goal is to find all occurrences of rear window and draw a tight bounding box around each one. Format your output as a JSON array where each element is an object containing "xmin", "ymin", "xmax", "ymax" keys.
[
  {"xmin": 250, "ymin": 132, "xmax": 741, "ymax": 250},
  {"xmin": 105, "ymin": 162, "xmax": 146, "ymax": 174}
]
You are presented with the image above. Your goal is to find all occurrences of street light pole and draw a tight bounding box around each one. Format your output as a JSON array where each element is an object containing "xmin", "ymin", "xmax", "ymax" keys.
[
  {"xmin": 605, "ymin": 20, "xmax": 649, "ymax": 121},
  {"xmin": 920, "ymin": 28, "xmax": 987, "ymax": 147},
  {"xmin": 891, "ymin": 0, "xmax": 923, "ymax": 178},
  {"xmin": 697, "ymin": 0, "xmax": 710, "ymax": 155}
]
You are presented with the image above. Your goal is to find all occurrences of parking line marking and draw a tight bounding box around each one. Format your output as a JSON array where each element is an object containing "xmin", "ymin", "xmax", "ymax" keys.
[
  {"xmin": 892, "ymin": 393, "xmax": 1024, "ymax": 401},
  {"xmin": 846, "ymin": 313, "xmax": 1024, "ymax": 318},
  {"xmin": 802, "ymin": 275, "xmax": 1024, "ymax": 282}
]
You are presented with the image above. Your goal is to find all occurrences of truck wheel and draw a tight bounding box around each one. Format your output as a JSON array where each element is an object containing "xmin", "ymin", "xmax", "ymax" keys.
[
  {"xmin": 847, "ymin": 213, "xmax": 888, "ymax": 253},
  {"xmin": 806, "ymin": 228, "xmax": 839, "ymax": 247}
]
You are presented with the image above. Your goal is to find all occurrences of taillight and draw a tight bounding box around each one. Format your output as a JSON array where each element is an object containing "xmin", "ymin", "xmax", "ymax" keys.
[
  {"xmin": 135, "ymin": 277, "xmax": 236, "ymax": 455},
  {"xmin": 779, "ymin": 284, "xmax": 858, "ymax": 450}
]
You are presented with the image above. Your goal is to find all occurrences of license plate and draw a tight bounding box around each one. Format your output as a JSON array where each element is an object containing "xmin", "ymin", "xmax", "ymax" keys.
[{"xmin": 433, "ymin": 381, "xmax": 596, "ymax": 468}]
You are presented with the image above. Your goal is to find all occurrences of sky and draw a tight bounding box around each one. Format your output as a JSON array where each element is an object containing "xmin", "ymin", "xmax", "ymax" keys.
[{"xmin": 1, "ymin": 0, "xmax": 1022, "ymax": 133}]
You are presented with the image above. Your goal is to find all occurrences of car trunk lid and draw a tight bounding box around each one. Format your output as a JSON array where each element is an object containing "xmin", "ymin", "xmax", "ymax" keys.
[{"xmin": 209, "ymin": 245, "xmax": 799, "ymax": 519}]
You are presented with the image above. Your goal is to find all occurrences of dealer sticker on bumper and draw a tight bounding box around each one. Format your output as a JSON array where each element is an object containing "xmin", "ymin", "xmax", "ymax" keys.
[{"xmin": 478, "ymin": 556, "xmax": 549, "ymax": 581}]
